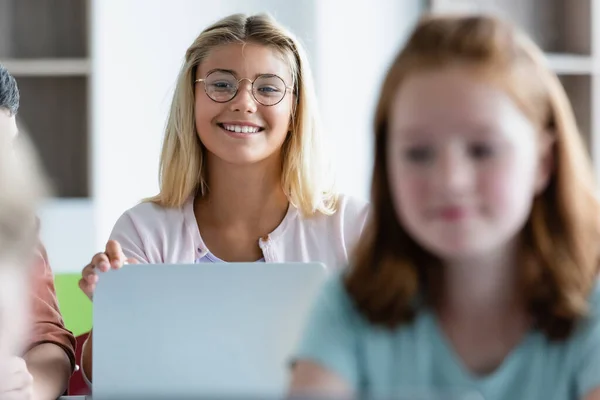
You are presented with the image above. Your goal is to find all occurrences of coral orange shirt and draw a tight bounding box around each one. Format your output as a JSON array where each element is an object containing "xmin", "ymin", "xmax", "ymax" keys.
[{"xmin": 26, "ymin": 241, "xmax": 76, "ymax": 371}]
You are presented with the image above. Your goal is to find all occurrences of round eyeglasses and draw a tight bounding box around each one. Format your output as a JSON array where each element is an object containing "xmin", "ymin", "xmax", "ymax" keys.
[{"xmin": 195, "ymin": 70, "xmax": 294, "ymax": 106}]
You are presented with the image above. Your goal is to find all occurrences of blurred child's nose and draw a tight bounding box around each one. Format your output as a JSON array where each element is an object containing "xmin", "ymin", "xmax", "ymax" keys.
[{"xmin": 434, "ymin": 144, "xmax": 476, "ymax": 196}]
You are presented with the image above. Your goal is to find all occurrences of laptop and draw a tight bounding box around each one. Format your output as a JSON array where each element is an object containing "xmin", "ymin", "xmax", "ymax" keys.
[{"xmin": 92, "ymin": 262, "xmax": 328, "ymax": 399}]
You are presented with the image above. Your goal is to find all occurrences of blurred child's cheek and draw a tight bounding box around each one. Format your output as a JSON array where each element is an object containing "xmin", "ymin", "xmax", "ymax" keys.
[
  {"xmin": 390, "ymin": 176, "xmax": 431, "ymax": 230},
  {"xmin": 481, "ymin": 160, "xmax": 535, "ymax": 223}
]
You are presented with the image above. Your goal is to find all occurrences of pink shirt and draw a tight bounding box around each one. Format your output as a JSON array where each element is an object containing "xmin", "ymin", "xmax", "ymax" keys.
[{"xmin": 109, "ymin": 194, "xmax": 370, "ymax": 270}]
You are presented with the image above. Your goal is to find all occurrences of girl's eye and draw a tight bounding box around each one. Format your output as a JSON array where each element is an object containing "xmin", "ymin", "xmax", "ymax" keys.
[{"xmin": 404, "ymin": 147, "xmax": 434, "ymax": 163}]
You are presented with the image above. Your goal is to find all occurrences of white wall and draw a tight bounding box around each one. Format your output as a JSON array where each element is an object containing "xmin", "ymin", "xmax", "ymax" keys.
[
  {"xmin": 38, "ymin": 199, "xmax": 96, "ymax": 274},
  {"xmin": 315, "ymin": 0, "xmax": 423, "ymax": 200},
  {"xmin": 42, "ymin": 0, "xmax": 423, "ymax": 273}
]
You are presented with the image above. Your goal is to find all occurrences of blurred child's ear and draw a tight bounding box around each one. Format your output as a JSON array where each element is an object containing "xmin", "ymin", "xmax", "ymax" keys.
[{"xmin": 534, "ymin": 130, "xmax": 555, "ymax": 194}]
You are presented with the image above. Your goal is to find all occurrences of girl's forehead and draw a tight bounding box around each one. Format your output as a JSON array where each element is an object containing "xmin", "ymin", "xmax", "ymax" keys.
[
  {"xmin": 197, "ymin": 42, "xmax": 293, "ymax": 83},
  {"xmin": 388, "ymin": 68, "xmax": 538, "ymax": 143}
]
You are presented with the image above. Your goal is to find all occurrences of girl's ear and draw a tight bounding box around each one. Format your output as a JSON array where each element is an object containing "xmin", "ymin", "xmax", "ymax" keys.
[
  {"xmin": 288, "ymin": 97, "xmax": 297, "ymax": 134},
  {"xmin": 534, "ymin": 130, "xmax": 555, "ymax": 195}
]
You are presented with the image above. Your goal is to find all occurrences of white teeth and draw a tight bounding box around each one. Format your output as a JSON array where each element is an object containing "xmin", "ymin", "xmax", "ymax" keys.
[{"xmin": 222, "ymin": 124, "xmax": 259, "ymax": 134}]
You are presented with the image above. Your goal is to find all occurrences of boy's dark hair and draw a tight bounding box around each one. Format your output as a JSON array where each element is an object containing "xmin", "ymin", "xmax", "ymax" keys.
[{"xmin": 0, "ymin": 64, "xmax": 19, "ymax": 116}]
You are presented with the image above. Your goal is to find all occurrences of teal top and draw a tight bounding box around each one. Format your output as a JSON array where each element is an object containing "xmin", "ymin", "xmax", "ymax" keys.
[{"xmin": 295, "ymin": 274, "xmax": 600, "ymax": 400}]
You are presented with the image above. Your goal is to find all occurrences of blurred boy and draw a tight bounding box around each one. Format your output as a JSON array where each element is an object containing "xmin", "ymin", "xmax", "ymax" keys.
[{"xmin": 0, "ymin": 64, "xmax": 75, "ymax": 400}]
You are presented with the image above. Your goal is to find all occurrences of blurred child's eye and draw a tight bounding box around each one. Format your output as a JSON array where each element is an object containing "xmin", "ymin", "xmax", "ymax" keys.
[
  {"xmin": 209, "ymin": 81, "xmax": 236, "ymax": 92},
  {"xmin": 469, "ymin": 143, "xmax": 495, "ymax": 159},
  {"xmin": 404, "ymin": 147, "xmax": 434, "ymax": 163}
]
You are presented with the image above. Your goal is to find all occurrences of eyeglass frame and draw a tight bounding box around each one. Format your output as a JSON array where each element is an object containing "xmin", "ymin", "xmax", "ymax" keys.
[{"xmin": 194, "ymin": 69, "xmax": 295, "ymax": 106}]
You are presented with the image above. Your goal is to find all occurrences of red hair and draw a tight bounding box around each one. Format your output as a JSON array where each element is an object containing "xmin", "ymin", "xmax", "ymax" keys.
[{"xmin": 346, "ymin": 14, "xmax": 600, "ymax": 340}]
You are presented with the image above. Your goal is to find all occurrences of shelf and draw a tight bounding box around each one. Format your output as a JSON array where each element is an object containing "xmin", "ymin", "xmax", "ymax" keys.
[
  {"xmin": 0, "ymin": 58, "xmax": 90, "ymax": 77},
  {"xmin": 16, "ymin": 77, "xmax": 89, "ymax": 198},
  {"xmin": 559, "ymin": 75, "xmax": 592, "ymax": 153},
  {"xmin": 429, "ymin": 0, "xmax": 592, "ymax": 55},
  {"xmin": 0, "ymin": 0, "xmax": 88, "ymax": 59},
  {"xmin": 1, "ymin": 0, "xmax": 91, "ymax": 199},
  {"xmin": 545, "ymin": 53, "xmax": 594, "ymax": 75}
]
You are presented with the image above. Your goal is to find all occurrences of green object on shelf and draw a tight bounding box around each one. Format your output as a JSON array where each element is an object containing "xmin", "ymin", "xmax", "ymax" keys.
[{"xmin": 54, "ymin": 273, "xmax": 92, "ymax": 337}]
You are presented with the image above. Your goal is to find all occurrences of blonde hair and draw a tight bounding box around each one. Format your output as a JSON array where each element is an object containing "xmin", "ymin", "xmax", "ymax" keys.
[
  {"xmin": 147, "ymin": 13, "xmax": 337, "ymax": 216},
  {"xmin": 347, "ymin": 14, "xmax": 600, "ymax": 340}
]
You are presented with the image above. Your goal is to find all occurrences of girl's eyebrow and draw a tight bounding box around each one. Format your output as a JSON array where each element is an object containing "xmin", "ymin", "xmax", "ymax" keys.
[{"xmin": 204, "ymin": 68, "xmax": 280, "ymax": 79}]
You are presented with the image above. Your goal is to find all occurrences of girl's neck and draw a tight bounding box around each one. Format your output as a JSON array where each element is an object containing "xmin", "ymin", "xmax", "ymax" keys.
[
  {"xmin": 195, "ymin": 153, "xmax": 289, "ymax": 232},
  {"xmin": 437, "ymin": 242, "xmax": 524, "ymax": 320}
]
